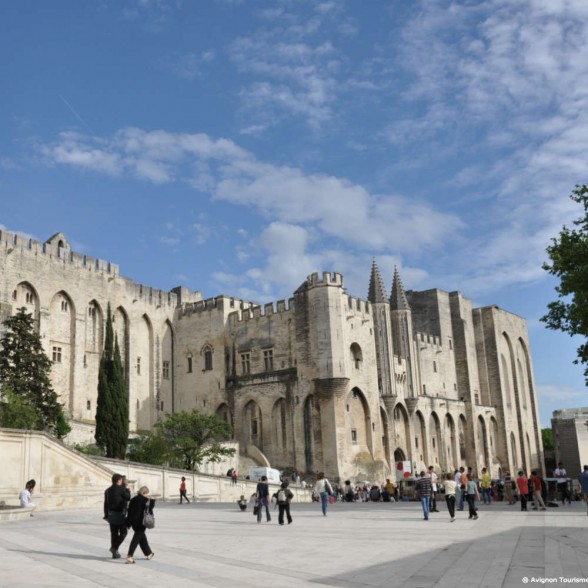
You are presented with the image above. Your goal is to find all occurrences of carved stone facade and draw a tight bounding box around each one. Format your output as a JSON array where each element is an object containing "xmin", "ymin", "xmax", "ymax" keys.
[{"xmin": 0, "ymin": 229, "xmax": 544, "ymax": 481}]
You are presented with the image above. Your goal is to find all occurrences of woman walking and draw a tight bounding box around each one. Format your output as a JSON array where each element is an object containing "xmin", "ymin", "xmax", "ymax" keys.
[
  {"xmin": 256, "ymin": 475, "xmax": 271, "ymax": 524},
  {"xmin": 442, "ymin": 473, "xmax": 457, "ymax": 522},
  {"xmin": 466, "ymin": 473, "xmax": 480, "ymax": 520},
  {"xmin": 126, "ymin": 486, "xmax": 155, "ymax": 564},
  {"xmin": 313, "ymin": 472, "xmax": 333, "ymax": 516}
]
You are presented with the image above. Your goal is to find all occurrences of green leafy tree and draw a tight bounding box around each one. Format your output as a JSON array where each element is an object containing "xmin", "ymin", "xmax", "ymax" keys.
[
  {"xmin": 127, "ymin": 431, "xmax": 172, "ymax": 466},
  {"xmin": 155, "ymin": 409, "xmax": 235, "ymax": 471},
  {"xmin": 0, "ymin": 307, "xmax": 65, "ymax": 432},
  {"xmin": 0, "ymin": 387, "xmax": 41, "ymax": 429},
  {"xmin": 95, "ymin": 304, "xmax": 128, "ymax": 458},
  {"xmin": 542, "ymin": 184, "xmax": 588, "ymax": 382},
  {"xmin": 542, "ymin": 428, "xmax": 554, "ymax": 451}
]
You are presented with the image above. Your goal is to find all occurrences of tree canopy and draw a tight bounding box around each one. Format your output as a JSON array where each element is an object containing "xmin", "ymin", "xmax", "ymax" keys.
[
  {"xmin": 155, "ymin": 409, "xmax": 235, "ymax": 471},
  {"xmin": 542, "ymin": 184, "xmax": 588, "ymax": 383},
  {"xmin": 0, "ymin": 307, "xmax": 67, "ymax": 433},
  {"xmin": 94, "ymin": 304, "xmax": 128, "ymax": 458}
]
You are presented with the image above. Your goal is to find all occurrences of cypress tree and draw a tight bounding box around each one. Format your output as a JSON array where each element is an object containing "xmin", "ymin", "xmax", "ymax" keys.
[
  {"xmin": 95, "ymin": 304, "xmax": 128, "ymax": 458},
  {"xmin": 0, "ymin": 307, "xmax": 63, "ymax": 431}
]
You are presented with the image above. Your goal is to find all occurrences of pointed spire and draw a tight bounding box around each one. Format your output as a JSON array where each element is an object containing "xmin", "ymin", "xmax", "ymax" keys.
[
  {"xmin": 390, "ymin": 266, "xmax": 410, "ymax": 310},
  {"xmin": 367, "ymin": 258, "xmax": 388, "ymax": 303}
]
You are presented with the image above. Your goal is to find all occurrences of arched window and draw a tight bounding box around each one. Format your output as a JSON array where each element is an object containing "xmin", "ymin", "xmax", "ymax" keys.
[
  {"xmin": 203, "ymin": 345, "xmax": 213, "ymax": 371},
  {"xmin": 350, "ymin": 343, "xmax": 363, "ymax": 369}
]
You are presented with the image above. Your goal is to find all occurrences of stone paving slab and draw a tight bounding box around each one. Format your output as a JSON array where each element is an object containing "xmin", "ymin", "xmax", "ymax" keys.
[{"xmin": 1, "ymin": 500, "xmax": 588, "ymax": 588}]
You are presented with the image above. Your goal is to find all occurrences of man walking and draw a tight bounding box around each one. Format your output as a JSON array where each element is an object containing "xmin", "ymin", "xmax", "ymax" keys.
[
  {"xmin": 103, "ymin": 473, "xmax": 131, "ymax": 559},
  {"xmin": 416, "ymin": 471, "xmax": 432, "ymax": 521},
  {"xmin": 428, "ymin": 466, "xmax": 439, "ymax": 512},
  {"xmin": 555, "ymin": 462, "xmax": 570, "ymax": 505},
  {"xmin": 530, "ymin": 470, "xmax": 546, "ymax": 511}
]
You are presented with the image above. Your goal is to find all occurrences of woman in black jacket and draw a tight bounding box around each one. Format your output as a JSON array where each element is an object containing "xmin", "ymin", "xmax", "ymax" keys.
[{"xmin": 126, "ymin": 486, "xmax": 155, "ymax": 564}]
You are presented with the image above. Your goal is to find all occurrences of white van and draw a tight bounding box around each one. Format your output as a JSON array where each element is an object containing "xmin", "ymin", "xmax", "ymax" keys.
[{"xmin": 248, "ymin": 467, "xmax": 282, "ymax": 484}]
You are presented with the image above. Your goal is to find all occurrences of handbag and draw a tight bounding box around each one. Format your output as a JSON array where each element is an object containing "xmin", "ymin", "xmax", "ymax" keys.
[
  {"xmin": 107, "ymin": 510, "xmax": 126, "ymax": 526},
  {"xmin": 253, "ymin": 505, "xmax": 259, "ymax": 516},
  {"xmin": 142, "ymin": 504, "xmax": 155, "ymax": 529}
]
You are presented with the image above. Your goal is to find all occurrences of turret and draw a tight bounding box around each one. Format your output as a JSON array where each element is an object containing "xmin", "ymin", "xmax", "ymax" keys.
[
  {"xmin": 367, "ymin": 259, "xmax": 394, "ymax": 396},
  {"xmin": 390, "ymin": 267, "xmax": 417, "ymax": 397}
]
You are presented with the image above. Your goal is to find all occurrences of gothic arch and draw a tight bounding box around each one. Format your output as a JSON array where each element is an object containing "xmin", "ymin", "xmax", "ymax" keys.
[
  {"xmin": 510, "ymin": 431, "xmax": 519, "ymax": 471},
  {"xmin": 271, "ymin": 398, "xmax": 288, "ymax": 463},
  {"xmin": 458, "ymin": 414, "xmax": 467, "ymax": 463},
  {"xmin": 201, "ymin": 343, "xmax": 214, "ymax": 371},
  {"xmin": 303, "ymin": 395, "xmax": 323, "ymax": 473},
  {"xmin": 380, "ymin": 405, "xmax": 391, "ymax": 472},
  {"xmin": 159, "ymin": 320, "xmax": 174, "ymax": 416},
  {"xmin": 445, "ymin": 414, "xmax": 457, "ymax": 471},
  {"xmin": 133, "ymin": 314, "xmax": 154, "ymax": 430},
  {"xmin": 48, "ymin": 290, "xmax": 75, "ymax": 413},
  {"xmin": 216, "ymin": 402, "xmax": 230, "ymax": 424},
  {"xmin": 350, "ymin": 343, "xmax": 363, "ymax": 370},
  {"xmin": 477, "ymin": 415, "xmax": 490, "ymax": 472},
  {"xmin": 429, "ymin": 412, "xmax": 442, "ymax": 468},
  {"xmin": 392, "ymin": 402, "xmax": 411, "ymax": 460},
  {"xmin": 13, "ymin": 281, "xmax": 40, "ymax": 327},
  {"xmin": 346, "ymin": 387, "xmax": 372, "ymax": 451},
  {"xmin": 85, "ymin": 300, "xmax": 103, "ymax": 353},
  {"xmin": 243, "ymin": 399, "xmax": 263, "ymax": 451},
  {"xmin": 413, "ymin": 410, "xmax": 427, "ymax": 466}
]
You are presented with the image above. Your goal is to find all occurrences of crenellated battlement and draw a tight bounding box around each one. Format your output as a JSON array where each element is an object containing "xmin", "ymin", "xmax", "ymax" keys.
[
  {"xmin": 416, "ymin": 330, "xmax": 442, "ymax": 349},
  {"xmin": 0, "ymin": 230, "xmax": 120, "ymax": 276},
  {"xmin": 343, "ymin": 293, "xmax": 371, "ymax": 317},
  {"xmin": 181, "ymin": 295, "xmax": 258, "ymax": 317},
  {"xmin": 227, "ymin": 297, "xmax": 295, "ymax": 326},
  {"xmin": 306, "ymin": 271, "xmax": 344, "ymax": 288}
]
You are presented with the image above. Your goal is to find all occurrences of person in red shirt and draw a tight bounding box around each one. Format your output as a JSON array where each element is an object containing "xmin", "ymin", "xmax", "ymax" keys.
[
  {"xmin": 531, "ymin": 471, "xmax": 546, "ymax": 511},
  {"xmin": 179, "ymin": 476, "xmax": 190, "ymax": 504},
  {"xmin": 516, "ymin": 471, "xmax": 529, "ymax": 512}
]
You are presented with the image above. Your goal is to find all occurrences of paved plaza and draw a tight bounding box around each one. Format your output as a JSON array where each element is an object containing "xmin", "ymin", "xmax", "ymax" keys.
[{"xmin": 1, "ymin": 499, "xmax": 588, "ymax": 588}]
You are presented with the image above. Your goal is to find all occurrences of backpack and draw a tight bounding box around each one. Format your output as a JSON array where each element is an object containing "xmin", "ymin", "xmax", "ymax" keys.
[{"xmin": 277, "ymin": 489, "xmax": 287, "ymax": 503}]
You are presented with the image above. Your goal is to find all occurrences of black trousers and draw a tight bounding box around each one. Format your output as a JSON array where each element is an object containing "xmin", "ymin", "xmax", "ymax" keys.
[
  {"xmin": 520, "ymin": 494, "xmax": 528, "ymax": 511},
  {"xmin": 278, "ymin": 503, "xmax": 292, "ymax": 525},
  {"xmin": 446, "ymin": 495, "xmax": 456, "ymax": 518},
  {"xmin": 179, "ymin": 490, "xmax": 190, "ymax": 503},
  {"xmin": 109, "ymin": 523, "xmax": 128, "ymax": 551},
  {"xmin": 128, "ymin": 526, "xmax": 152, "ymax": 557}
]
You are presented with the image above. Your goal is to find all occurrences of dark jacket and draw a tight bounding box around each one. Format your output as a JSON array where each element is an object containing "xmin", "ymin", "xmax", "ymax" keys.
[
  {"xmin": 103, "ymin": 484, "xmax": 131, "ymax": 519},
  {"xmin": 256, "ymin": 482, "xmax": 270, "ymax": 500},
  {"xmin": 126, "ymin": 494, "xmax": 155, "ymax": 530}
]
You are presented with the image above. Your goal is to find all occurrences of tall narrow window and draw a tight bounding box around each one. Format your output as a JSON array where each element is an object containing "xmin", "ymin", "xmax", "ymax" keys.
[
  {"xmin": 162, "ymin": 361, "xmax": 170, "ymax": 380},
  {"xmin": 187, "ymin": 356, "xmax": 193, "ymax": 373},
  {"xmin": 263, "ymin": 349, "xmax": 273, "ymax": 371},
  {"xmin": 204, "ymin": 348, "xmax": 213, "ymax": 371},
  {"xmin": 136, "ymin": 357, "xmax": 141, "ymax": 375},
  {"xmin": 241, "ymin": 353, "xmax": 250, "ymax": 375},
  {"xmin": 52, "ymin": 346, "xmax": 62, "ymax": 363}
]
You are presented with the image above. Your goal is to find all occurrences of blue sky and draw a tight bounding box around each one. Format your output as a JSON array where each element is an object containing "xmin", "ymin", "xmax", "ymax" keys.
[{"xmin": 2, "ymin": 0, "xmax": 587, "ymax": 427}]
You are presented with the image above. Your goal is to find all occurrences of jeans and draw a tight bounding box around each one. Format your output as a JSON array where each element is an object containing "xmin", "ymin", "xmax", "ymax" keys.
[
  {"xmin": 420, "ymin": 496, "xmax": 430, "ymax": 520},
  {"xmin": 467, "ymin": 495, "xmax": 477, "ymax": 518},
  {"xmin": 458, "ymin": 488, "xmax": 466, "ymax": 510},
  {"xmin": 482, "ymin": 487, "xmax": 492, "ymax": 505},
  {"xmin": 320, "ymin": 491, "xmax": 329, "ymax": 515},
  {"xmin": 257, "ymin": 497, "xmax": 271, "ymax": 522},
  {"xmin": 446, "ymin": 495, "xmax": 456, "ymax": 518}
]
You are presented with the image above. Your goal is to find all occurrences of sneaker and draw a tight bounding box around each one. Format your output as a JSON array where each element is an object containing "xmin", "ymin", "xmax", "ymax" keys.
[
  {"xmin": 473, "ymin": 515, "xmax": 478, "ymax": 520},
  {"xmin": 450, "ymin": 517, "xmax": 455, "ymax": 522}
]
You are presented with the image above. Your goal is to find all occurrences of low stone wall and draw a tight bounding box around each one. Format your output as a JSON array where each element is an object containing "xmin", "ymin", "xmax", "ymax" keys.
[
  {"xmin": 0, "ymin": 428, "xmax": 113, "ymax": 512},
  {"xmin": 91, "ymin": 457, "xmax": 311, "ymax": 504},
  {"xmin": 0, "ymin": 428, "xmax": 312, "ymax": 519}
]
